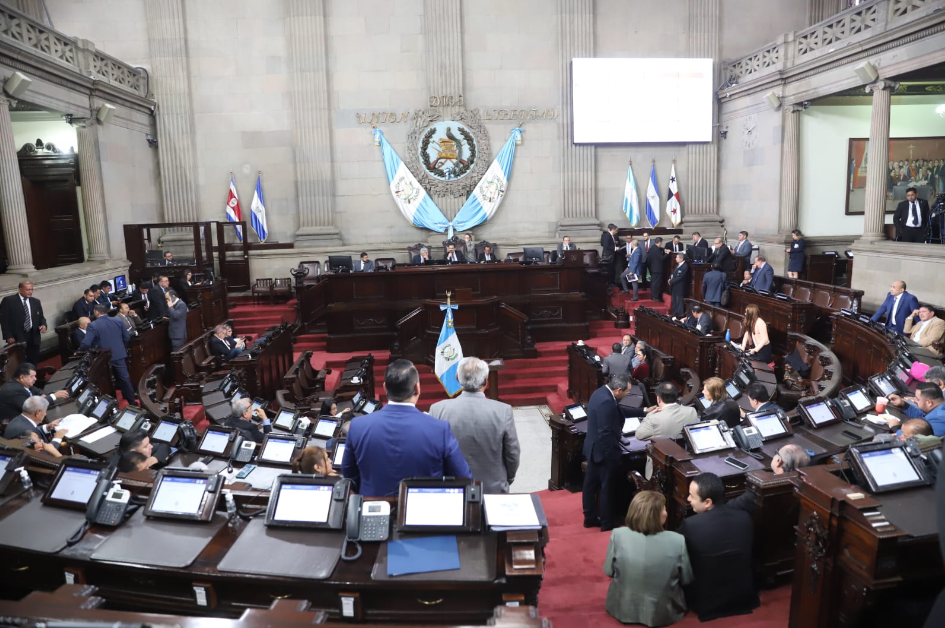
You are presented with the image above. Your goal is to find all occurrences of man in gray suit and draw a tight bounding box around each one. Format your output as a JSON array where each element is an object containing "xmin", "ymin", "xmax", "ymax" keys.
[
  {"xmin": 354, "ymin": 252, "xmax": 375, "ymax": 273},
  {"xmin": 165, "ymin": 289, "xmax": 188, "ymax": 350},
  {"xmin": 601, "ymin": 342, "xmax": 632, "ymax": 376},
  {"xmin": 556, "ymin": 235, "xmax": 575, "ymax": 263},
  {"xmin": 428, "ymin": 357, "xmax": 520, "ymax": 493},
  {"xmin": 636, "ymin": 382, "xmax": 699, "ymax": 440}
]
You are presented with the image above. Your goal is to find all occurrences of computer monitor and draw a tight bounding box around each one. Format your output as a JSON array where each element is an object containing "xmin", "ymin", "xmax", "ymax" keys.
[
  {"xmin": 332, "ymin": 440, "xmax": 346, "ymax": 466},
  {"xmin": 273, "ymin": 409, "xmax": 299, "ymax": 432},
  {"xmin": 42, "ymin": 459, "xmax": 107, "ymax": 510},
  {"xmin": 840, "ymin": 385, "xmax": 873, "ymax": 414},
  {"xmin": 848, "ymin": 442, "xmax": 932, "ymax": 493},
  {"xmin": 113, "ymin": 275, "xmax": 128, "ymax": 291},
  {"xmin": 683, "ymin": 420, "xmax": 734, "ymax": 455},
  {"xmin": 313, "ymin": 418, "xmax": 339, "ymax": 439},
  {"xmin": 197, "ymin": 426, "xmax": 237, "ymax": 457},
  {"xmin": 361, "ymin": 399, "xmax": 379, "ymax": 414},
  {"xmin": 869, "ymin": 373, "xmax": 900, "ymax": 399},
  {"xmin": 563, "ymin": 403, "xmax": 587, "ymax": 422},
  {"xmin": 328, "ymin": 255, "xmax": 353, "ymax": 272},
  {"xmin": 798, "ymin": 398, "xmax": 840, "ymax": 428},
  {"xmin": 67, "ymin": 375, "xmax": 87, "ymax": 398},
  {"xmin": 523, "ymin": 247, "xmax": 545, "ymax": 264},
  {"xmin": 686, "ymin": 245, "xmax": 708, "ymax": 263},
  {"xmin": 265, "ymin": 475, "xmax": 349, "ymax": 529},
  {"xmin": 258, "ymin": 434, "xmax": 303, "ymax": 466},
  {"xmin": 144, "ymin": 469, "xmax": 222, "ymax": 521},
  {"xmin": 403, "ymin": 486, "xmax": 466, "ymax": 528},
  {"xmin": 90, "ymin": 396, "xmax": 117, "ymax": 422},
  {"xmin": 724, "ymin": 380, "xmax": 741, "ymax": 400},
  {"xmin": 112, "ymin": 407, "xmax": 144, "ymax": 433},
  {"xmin": 697, "ymin": 396, "xmax": 711, "ymax": 410},
  {"xmin": 151, "ymin": 418, "xmax": 180, "ymax": 444},
  {"xmin": 746, "ymin": 410, "xmax": 791, "ymax": 441}
]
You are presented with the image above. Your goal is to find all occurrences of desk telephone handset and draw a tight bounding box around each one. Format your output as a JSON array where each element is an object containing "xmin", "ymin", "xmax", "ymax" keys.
[
  {"xmin": 342, "ymin": 494, "xmax": 390, "ymax": 562},
  {"xmin": 733, "ymin": 425, "xmax": 763, "ymax": 451},
  {"xmin": 829, "ymin": 398, "xmax": 857, "ymax": 422},
  {"xmin": 231, "ymin": 436, "xmax": 256, "ymax": 464},
  {"xmin": 86, "ymin": 464, "xmax": 132, "ymax": 527}
]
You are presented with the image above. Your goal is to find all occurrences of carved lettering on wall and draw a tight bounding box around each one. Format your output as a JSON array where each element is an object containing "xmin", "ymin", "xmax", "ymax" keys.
[{"xmin": 355, "ymin": 108, "xmax": 559, "ymax": 125}]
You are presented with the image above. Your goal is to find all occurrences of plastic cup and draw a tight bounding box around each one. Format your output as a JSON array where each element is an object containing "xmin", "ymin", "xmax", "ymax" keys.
[{"xmin": 875, "ymin": 397, "xmax": 888, "ymax": 414}]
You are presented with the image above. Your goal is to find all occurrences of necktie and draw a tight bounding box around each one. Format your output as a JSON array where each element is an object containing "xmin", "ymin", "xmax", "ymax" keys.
[
  {"xmin": 644, "ymin": 241, "xmax": 649, "ymax": 251},
  {"xmin": 22, "ymin": 298, "xmax": 30, "ymax": 331},
  {"xmin": 910, "ymin": 201, "xmax": 919, "ymax": 226}
]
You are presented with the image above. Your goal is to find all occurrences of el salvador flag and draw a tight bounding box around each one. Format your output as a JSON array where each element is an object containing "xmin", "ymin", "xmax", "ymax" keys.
[
  {"xmin": 373, "ymin": 128, "xmax": 450, "ymax": 233},
  {"xmin": 451, "ymin": 127, "xmax": 522, "ymax": 236},
  {"xmin": 250, "ymin": 173, "xmax": 269, "ymax": 243},
  {"xmin": 434, "ymin": 304, "xmax": 464, "ymax": 397},
  {"xmin": 645, "ymin": 163, "xmax": 660, "ymax": 228},
  {"xmin": 622, "ymin": 162, "xmax": 640, "ymax": 227}
]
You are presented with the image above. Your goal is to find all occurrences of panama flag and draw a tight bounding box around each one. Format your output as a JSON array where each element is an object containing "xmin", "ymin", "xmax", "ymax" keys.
[
  {"xmin": 645, "ymin": 162, "xmax": 660, "ymax": 227},
  {"xmin": 666, "ymin": 161, "xmax": 681, "ymax": 226},
  {"xmin": 250, "ymin": 173, "xmax": 268, "ymax": 242},
  {"xmin": 622, "ymin": 161, "xmax": 641, "ymax": 227},
  {"xmin": 434, "ymin": 303, "xmax": 464, "ymax": 397},
  {"xmin": 372, "ymin": 128, "xmax": 450, "ymax": 234},
  {"xmin": 225, "ymin": 174, "xmax": 243, "ymax": 241},
  {"xmin": 451, "ymin": 127, "xmax": 523, "ymax": 236}
]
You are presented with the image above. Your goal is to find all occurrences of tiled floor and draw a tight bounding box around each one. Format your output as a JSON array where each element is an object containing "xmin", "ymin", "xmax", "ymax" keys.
[{"xmin": 510, "ymin": 405, "xmax": 552, "ymax": 494}]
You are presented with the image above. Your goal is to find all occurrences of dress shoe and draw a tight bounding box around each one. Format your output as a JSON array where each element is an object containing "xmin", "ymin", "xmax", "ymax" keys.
[
  {"xmin": 583, "ymin": 517, "xmax": 601, "ymax": 528},
  {"xmin": 629, "ymin": 298, "xmax": 639, "ymax": 302},
  {"xmin": 600, "ymin": 525, "xmax": 614, "ymax": 532}
]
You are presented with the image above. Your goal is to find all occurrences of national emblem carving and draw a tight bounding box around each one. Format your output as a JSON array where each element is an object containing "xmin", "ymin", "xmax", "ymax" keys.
[{"xmin": 405, "ymin": 109, "xmax": 492, "ymax": 197}]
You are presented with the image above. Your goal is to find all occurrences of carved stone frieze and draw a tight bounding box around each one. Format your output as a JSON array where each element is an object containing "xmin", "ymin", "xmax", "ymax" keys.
[{"xmin": 404, "ymin": 108, "xmax": 492, "ymax": 198}]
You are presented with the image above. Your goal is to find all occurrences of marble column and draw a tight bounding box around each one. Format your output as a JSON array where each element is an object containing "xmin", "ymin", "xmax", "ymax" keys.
[
  {"xmin": 74, "ymin": 120, "xmax": 110, "ymax": 261},
  {"xmin": 145, "ymin": 0, "xmax": 200, "ymax": 226},
  {"xmin": 556, "ymin": 0, "xmax": 599, "ymax": 239},
  {"xmin": 686, "ymin": 0, "xmax": 722, "ymax": 233},
  {"xmin": 807, "ymin": 0, "xmax": 847, "ymax": 25},
  {"xmin": 861, "ymin": 80, "xmax": 897, "ymax": 242},
  {"xmin": 8, "ymin": 0, "xmax": 48, "ymax": 24},
  {"xmin": 0, "ymin": 96, "xmax": 34, "ymax": 272},
  {"xmin": 778, "ymin": 105, "xmax": 802, "ymax": 235},
  {"xmin": 287, "ymin": 0, "xmax": 342, "ymax": 246}
]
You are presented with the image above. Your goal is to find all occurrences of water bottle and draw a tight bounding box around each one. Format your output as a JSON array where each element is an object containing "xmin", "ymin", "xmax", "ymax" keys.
[
  {"xmin": 725, "ymin": 329, "xmax": 731, "ymax": 342},
  {"xmin": 18, "ymin": 468, "xmax": 33, "ymax": 498},
  {"xmin": 224, "ymin": 491, "xmax": 237, "ymax": 526}
]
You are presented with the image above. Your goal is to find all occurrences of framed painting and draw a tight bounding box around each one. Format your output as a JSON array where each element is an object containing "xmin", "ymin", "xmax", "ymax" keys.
[{"xmin": 844, "ymin": 136, "xmax": 945, "ymax": 215}]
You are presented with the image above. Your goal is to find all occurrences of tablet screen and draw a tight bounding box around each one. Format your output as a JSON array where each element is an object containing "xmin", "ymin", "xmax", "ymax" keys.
[
  {"xmin": 351, "ymin": 391, "xmax": 362, "ymax": 406},
  {"xmin": 895, "ymin": 366, "xmax": 910, "ymax": 385},
  {"xmin": 362, "ymin": 400, "xmax": 378, "ymax": 414},
  {"xmin": 200, "ymin": 429, "xmax": 230, "ymax": 454},
  {"xmin": 332, "ymin": 443, "xmax": 346, "ymax": 466},
  {"xmin": 261, "ymin": 437, "xmax": 297, "ymax": 463},
  {"xmin": 805, "ymin": 401, "xmax": 835, "ymax": 426},
  {"xmin": 68, "ymin": 377, "xmax": 85, "ymax": 395},
  {"xmin": 150, "ymin": 476, "xmax": 208, "ymax": 515},
  {"xmin": 274, "ymin": 411, "xmax": 296, "ymax": 430},
  {"xmin": 49, "ymin": 466, "xmax": 99, "ymax": 505},
  {"xmin": 77, "ymin": 388, "xmax": 94, "ymax": 407},
  {"xmin": 567, "ymin": 405, "xmax": 587, "ymax": 419},
  {"xmin": 90, "ymin": 399, "xmax": 110, "ymax": 419},
  {"xmin": 0, "ymin": 454, "xmax": 10, "ymax": 483},
  {"xmin": 689, "ymin": 425, "xmax": 727, "ymax": 452},
  {"xmin": 115, "ymin": 410, "xmax": 137, "ymax": 431},
  {"xmin": 875, "ymin": 375, "xmax": 897, "ymax": 397},
  {"xmin": 861, "ymin": 448, "xmax": 920, "ymax": 487},
  {"xmin": 725, "ymin": 381, "xmax": 740, "ymax": 398},
  {"xmin": 698, "ymin": 396, "xmax": 711, "ymax": 410},
  {"xmin": 152, "ymin": 421, "xmax": 178, "ymax": 443},
  {"xmin": 272, "ymin": 482, "xmax": 332, "ymax": 524},
  {"xmin": 313, "ymin": 419, "xmax": 337, "ymax": 438},
  {"xmin": 846, "ymin": 389, "xmax": 872, "ymax": 413},
  {"xmin": 404, "ymin": 487, "xmax": 465, "ymax": 527},
  {"xmin": 752, "ymin": 413, "xmax": 787, "ymax": 439}
]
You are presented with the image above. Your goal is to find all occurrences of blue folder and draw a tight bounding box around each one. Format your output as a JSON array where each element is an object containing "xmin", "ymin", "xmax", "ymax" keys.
[{"xmin": 386, "ymin": 535, "xmax": 461, "ymax": 577}]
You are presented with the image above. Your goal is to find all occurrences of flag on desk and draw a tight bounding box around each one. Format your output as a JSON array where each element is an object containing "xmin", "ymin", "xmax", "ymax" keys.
[
  {"xmin": 434, "ymin": 304, "xmax": 464, "ymax": 397},
  {"xmin": 372, "ymin": 128, "xmax": 450, "ymax": 234},
  {"xmin": 665, "ymin": 161, "xmax": 681, "ymax": 226},
  {"xmin": 225, "ymin": 174, "xmax": 243, "ymax": 241},
  {"xmin": 645, "ymin": 162, "xmax": 660, "ymax": 228},
  {"xmin": 250, "ymin": 173, "xmax": 269, "ymax": 242},
  {"xmin": 451, "ymin": 127, "xmax": 523, "ymax": 237},
  {"xmin": 622, "ymin": 161, "xmax": 641, "ymax": 227}
]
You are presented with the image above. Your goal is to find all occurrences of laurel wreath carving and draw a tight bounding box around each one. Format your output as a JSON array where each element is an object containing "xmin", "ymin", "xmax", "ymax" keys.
[{"xmin": 405, "ymin": 108, "xmax": 492, "ymax": 198}]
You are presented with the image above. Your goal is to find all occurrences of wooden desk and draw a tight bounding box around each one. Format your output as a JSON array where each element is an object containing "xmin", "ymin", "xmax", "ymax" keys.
[
  {"xmin": 297, "ymin": 264, "xmax": 589, "ymax": 353},
  {"xmin": 127, "ymin": 321, "xmax": 171, "ymax": 392},
  {"xmin": 725, "ymin": 287, "xmax": 814, "ymax": 353},
  {"xmin": 775, "ymin": 277, "xmax": 863, "ymax": 342},
  {"xmin": 566, "ymin": 343, "xmax": 605, "ymax": 405},
  {"xmin": 229, "ymin": 325, "xmax": 294, "ymax": 400},
  {"xmin": 191, "ymin": 280, "xmax": 228, "ymax": 329},
  {"xmin": 634, "ymin": 306, "xmax": 719, "ymax": 380},
  {"xmin": 830, "ymin": 314, "xmax": 896, "ymax": 386}
]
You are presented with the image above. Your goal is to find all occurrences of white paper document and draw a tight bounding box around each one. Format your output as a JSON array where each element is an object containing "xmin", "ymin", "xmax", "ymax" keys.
[
  {"xmin": 56, "ymin": 414, "xmax": 99, "ymax": 439},
  {"xmin": 622, "ymin": 418, "xmax": 641, "ymax": 434},
  {"xmin": 80, "ymin": 425, "xmax": 116, "ymax": 444},
  {"xmin": 484, "ymin": 493, "xmax": 540, "ymax": 530}
]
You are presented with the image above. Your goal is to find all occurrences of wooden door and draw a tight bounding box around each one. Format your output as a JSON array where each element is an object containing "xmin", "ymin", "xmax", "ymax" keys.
[
  {"xmin": 217, "ymin": 221, "xmax": 250, "ymax": 291},
  {"xmin": 19, "ymin": 153, "xmax": 84, "ymax": 269}
]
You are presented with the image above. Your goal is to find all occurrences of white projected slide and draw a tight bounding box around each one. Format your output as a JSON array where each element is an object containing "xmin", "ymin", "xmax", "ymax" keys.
[{"xmin": 572, "ymin": 58, "xmax": 714, "ymax": 143}]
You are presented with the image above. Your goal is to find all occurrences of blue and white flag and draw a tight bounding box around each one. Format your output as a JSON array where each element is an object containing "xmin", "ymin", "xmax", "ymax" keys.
[
  {"xmin": 622, "ymin": 161, "xmax": 641, "ymax": 227},
  {"xmin": 434, "ymin": 303, "xmax": 463, "ymax": 397},
  {"xmin": 373, "ymin": 128, "xmax": 450, "ymax": 234},
  {"xmin": 645, "ymin": 163, "xmax": 660, "ymax": 228},
  {"xmin": 451, "ymin": 127, "xmax": 523, "ymax": 236},
  {"xmin": 250, "ymin": 173, "xmax": 269, "ymax": 242}
]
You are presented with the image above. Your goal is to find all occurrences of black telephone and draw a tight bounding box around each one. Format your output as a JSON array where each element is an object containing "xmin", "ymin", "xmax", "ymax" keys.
[
  {"xmin": 177, "ymin": 420, "xmax": 198, "ymax": 452},
  {"xmin": 0, "ymin": 449, "xmax": 28, "ymax": 495},
  {"xmin": 231, "ymin": 436, "xmax": 256, "ymax": 464},
  {"xmin": 86, "ymin": 464, "xmax": 132, "ymax": 527},
  {"xmin": 342, "ymin": 494, "xmax": 391, "ymax": 562},
  {"xmin": 829, "ymin": 398, "xmax": 857, "ymax": 422},
  {"xmin": 733, "ymin": 425, "xmax": 763, "ymax": 451}
]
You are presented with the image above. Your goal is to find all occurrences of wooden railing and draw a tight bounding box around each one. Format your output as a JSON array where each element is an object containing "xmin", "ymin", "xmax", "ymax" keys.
[{"xmin": 497, "ymin": 304, "xmax": 532, "ymax": 357}]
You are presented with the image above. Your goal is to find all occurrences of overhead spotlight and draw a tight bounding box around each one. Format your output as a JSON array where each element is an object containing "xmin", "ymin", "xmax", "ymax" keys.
[
  {"xmin": 96, "ymin": 103, "xmax": 116, "ymax": 124},
  {"xmin": 3, "ymin": 71, "xmax": 32, "ymax": 98},
  {"xmin": 854, "ymin": 61, "xmax": 878, "ymax": 84},
  {"xmin": 801, "ymin": 101, "xmax": 811, "ymax": 110},
  {"xmin": 764, "ymin": 91, "xmax": 781, "ymax": 110},
  {"xmin": 719, "ymin": 126, "xmax": 729, "ymax": 140},
  {"xmin": 146, "ymin": 134, "xmax": 158, "ymax": 149}
]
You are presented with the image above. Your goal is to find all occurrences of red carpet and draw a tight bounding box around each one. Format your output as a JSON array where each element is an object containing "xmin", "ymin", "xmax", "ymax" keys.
[{"xmin": 537, "ymin": 489, "xmax": 790, "ymax": 628}]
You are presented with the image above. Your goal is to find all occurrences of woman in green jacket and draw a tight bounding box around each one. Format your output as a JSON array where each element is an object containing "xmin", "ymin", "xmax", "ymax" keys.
[{"xmin": 603, "ymin": 491, "xmax": 693, "ymax": 626}]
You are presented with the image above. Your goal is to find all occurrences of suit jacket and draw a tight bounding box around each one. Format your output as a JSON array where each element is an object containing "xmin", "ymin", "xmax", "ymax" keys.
[
  {"xmin": 117, "ymin": 312, "xmax": 142, "ymax": 332},
  {"xmin": 600, "ymin": 231, "xmax": 618, "ymax": 259},
  {"xmin": 353, "ymin": 259, "xmax": 375, "ymax": 273},
  {"xmin": 635, "ymin": 403, "xmax": 698, "ymax": 441},
  {"xmin": 71, "ymin": 327, "xmax": 88, "ymax": 349},
  {"xmin": 341, "ymin": 403, "xmax": 472, "ymax": 497},
  {"xmin": 477, "ymin": 253, "xmax": 499, "ymax": 263},
  {"xmin": 0, "ymin": 382, "xmax": 49, "ymax": 423},
  {"xmin": 709, "ymin": 245, "xmax": 736, "ymax": 272},
  {"xmin": 686, "ymin": 312, "xmax": 711, "ymax": 335},
  {"xmin": 2, "ymin": 414, "xmax": 48, "ymax": 442},
  {"xmin": 750, "ymin": 263, "xmax": 774, "ymax": 292},
  {"xmin": 79, "ymin": 315, "xmax": 130, "ymax": 362},
  {"xmin": 702, "ymin": 269, "xmax": 727, "ymax": 303},
  {"xmin": 894, "ymin": 198, "xmax": 930, "ymax": 230},
  {"xmin": 428, "ymin": 391, "xmax": 520, "ymax": 494},
  {"xmin": 445, "ymin": 251, "xmax": 466, "ymax": 264},
  {"xmin": 904, "ymin": 316, "xmax": 945, "ymax": 355},
  {"xmin": 582, "ymin": 385, "xmax": 645, "ymax": 464},
  {"xmin": 167, "ymin": 299, "xmax": 188, "ymax": 342},
  {"xmin": 692, "ymin": 238, "xmax": 709, "ymax": 249},
  {"xmin": 149, "ymin": 285, "xmax": 170, "ymax": 319},
  {"xmin": 224, "ymin": 415, "xmax": 272, "ymax": 443},
  {"xmin": 870, "ymin": 291, "xmax": 920, "ymax": 334},
  {"xmin": 677, "ymin": 505, "xmax": 759, "ymax": 621},
  {"xmin": 129, "ymin": 289, "xmax": 153, "ymax": 317},
  {"xmin": 646, "ymin": 245, "xmax": 667, "ymax": 276},
  {"xmin": 625, "ymin": 247, "xmax": 642, "ymax": 277},
  {"xmin": 72, "ymin": 297, "xmax": 96, "ymax": 321},
  {"xmin": 0, "ymin": 294, "xmax": 45, "ymax": 344},
  {"xmin": 411, "ymin": 255, "xmax": 433, "ymax": 265},
  {"xmin": 602, "ymin": 352, "xmax": 633, "ymax": 376},
  {"xmin": 732, "ymin": 239, "xmax": 753, "ymax": 259},
  {"xmin": 556, "ymin": 242, "xmax": 575, "ymax": 263},
  {"xmin": 703, "ymin": 399, "xmax": 741, "ymax": 428},
  {"xmin": 668, "ymin": 262, "xmax": 690, "ymax": 295},
  {"xmin": 209, "ymin": 335, "xmax": 240, "ymax": 361},
  {"xmin": 666, "ymin": 241, "xmax": 686, "ymax": 253}
]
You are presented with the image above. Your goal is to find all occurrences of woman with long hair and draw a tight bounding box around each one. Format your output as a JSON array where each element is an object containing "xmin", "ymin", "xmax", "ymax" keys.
[
  {"xmin": 701, "ymin": 377, "xmax": 741, "ymax": 428},
  {"xmin": 292, "ymin": 446, "xmax": 336, "ymax": 475},
  {"xmin": 603, "ymin": 490, "xmax": 692, "ymax": 626},
  {"xmin": 741, "ymin": 304, "xmax": 772, "ymax": 363}
]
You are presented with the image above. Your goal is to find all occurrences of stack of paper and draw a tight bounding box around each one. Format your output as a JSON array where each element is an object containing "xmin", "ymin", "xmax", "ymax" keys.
[
  {"xmin": 56, "ymin": 414, "xmax": 99, "ymax": 440},
  {"xmin": 622, "ymin": 417, "xmax": 641, "ymax": 434},
  {"xmin": 484, "ymin": 494, "xmax": 541, "ymax": 531},
  {"xmin": 80, "ymin": 425, "xmax": 116, "ymax": 444}
]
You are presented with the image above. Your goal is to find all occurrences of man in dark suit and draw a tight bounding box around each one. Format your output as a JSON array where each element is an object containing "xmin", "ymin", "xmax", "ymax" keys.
[
  {"xmin": 411, "ymin": 247, "xmax": 433, "ymax": 264},
  {"xmin": 477, "ymin": 245, "xmax": 498, "ymax": 263},
  {"xmin": 582, "ymin": 373, "xmax": 647, "ymax": 530},
  {"xmin": 0, "ymin": 281, "xmax": 47, "ymax": 366},
  {"xmin": 702, "ymin": 262, "xmax": 727, "ymax": 307},
  {"xmin": 678, "ymin": 473, "xmax": 759, "ymax": 621},
  {"xmin": 209, "ymin": 324, "xmax": 244, "ymax": 362},
  {"xmin": 150, "ymin": 276, "xmax": 171, "ymax": 319},
  {"xmin": 116, "ymin": 303, "xmax": 143, "ymax": 332},
  {"xmin": 600, "ymin": 224, "xmax": 620, "ymax": 285},
  {"xmin": 870, "ymin": 279, "xmax": 920, "ymax": 335},
  {"xmin": 893, "ymin": 187, "xmax": 929, "ymax": 243},
  {"xmin": 646, "ymin": 237, "xmax": 667, "ymax": 302},
  {"xmin": 98, "ymin": 281, "xmax": 118, "ymax": 308},
  {"xmin": 619, "ymin": 239, "xmax": 642, "ymax": 299},
  {"xmin": 2, "ymin": 395, "xmax": 65, "ymax": 445},
  {"xmin": 601, "ymin": 343, "xmax": 633, "ymax": 376},
  {"xmin": 354, "ymin": 252, "xmax": 375, "ymax": 273},
  {"xmin": 0, "ymin": 363, "xmax": 67, "ymax": 423},
  {"xmin": 165, "ymin": 290, "xmax": 188, "ymax": 350},
  {"xmin": 162, "ymin": 251, "xmax": 175, "ymax": 266},
  {"xmin": 445, "ymin": 243, "xmax": 466, "ymax": 264},
  {"xmin": 685, "ymin": 304, "xmax": 711, "ymax": 334},
  {"xmin": 80, "ymin": 305, "xmax": 136, "ymax": 404},
  {"xmin": 130, "ymin": 282, "xmax": 154, "ymax": 319},
  {"xmin": 72, "ymin": 289, "xmax": 97, "ymax": 321},
  {"xmin": 225, "ymin": 398, "xmax": 272, "ymax": 443},
  {"xmin": 749, "ymin": 255, "xmax": 774, "ymax": 293},
  {"xmin": 666, "ymin": 235, "xmax": 685, "ymax": 253},
  {"xmin": 342, "ymin": 359, "xmax": 472, "ymax": 497},
  {"xmin": 691, "ymin": 232, "xmax": 709, "ymax": 249},
  {"xmin": 556, "ymin": 236, "xmax": 574, "ymax": 264},
  {"xmin": 71, "ymin": 317, "xmax": 90, "ymax": 349},
  {"xmin": 668, "ymin": 253, "xmax": 690, "ymax": 318},
  {"xmin": 708, "ymin": 238, "xmax": 735, "ymax": 272}
]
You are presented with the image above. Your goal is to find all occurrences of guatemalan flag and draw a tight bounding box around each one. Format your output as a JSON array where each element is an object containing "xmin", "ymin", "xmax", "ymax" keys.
[
  {"xmin": 372, "ymin": 128, "xmax": 450, "ymax": 233},
  {"xmin": 645, "ymin": 162, "xmax": 660, "ymax": 228},
  {"xmin": 434, "ymin": 303, "xmax": 463, "ymax": 397},
  {"xmin": 225, "ymin": 174, "xmax": 243, "ymax": 241},
  {"xmin": 451, "ymin": 127, "xmax": 523, "ymax": 236},
  {"xmin": 666, "ymin": 161, "xmax": 681, "ymax": 226},
  {"xmin": 622, "ymin": 161, "xmax": 641, "ymax": 227},
  {"xmin": 250, "ymin": 173, "xmax": 269, "ymax": 242}
]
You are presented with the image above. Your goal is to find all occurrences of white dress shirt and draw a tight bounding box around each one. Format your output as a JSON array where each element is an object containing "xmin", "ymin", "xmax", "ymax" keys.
[{"xmin": 891, "ymin": 294, "xmax": 902, "ymax": 325}]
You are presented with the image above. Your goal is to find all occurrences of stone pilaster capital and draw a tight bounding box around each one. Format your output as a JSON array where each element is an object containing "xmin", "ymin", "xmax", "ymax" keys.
[
  {"xmin": 0, "ymin": 95, "xmax": 16, "ymax": 110},
  {"xmin": 70, "ymin": 117, "xmax": 95, "ymax": 130},
  {"xmin": 783, "ymin": 104, "xmax": 805, "ymax": 115},
  {"xmin": 865, "ymin": 79, "xmax": 899, "ymax": 94}
]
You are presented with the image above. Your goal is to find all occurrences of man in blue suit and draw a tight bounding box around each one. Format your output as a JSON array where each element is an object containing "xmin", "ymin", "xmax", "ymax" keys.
[
  {"xmin": 342, "ymin": 359, "xmax": 471, "ymax": 497},
  {"xmin": 749, "ymin": 255, "xmax": 773, "ymax": 293},
  {"xmin": 79, "ymin": 305, "xmax": 136, "ymax": 404},
  {"xmin": 582, "ymin": 373, "xmax": 648, "ymax": 531},
  {"xmin": 702, "ymin": 262, "xmax": 727, "ymax": 307},
  {"xmin": 619, "ymin": 239, "xmax": 642, "ymax": 300},
  {"xmin": 870, "ymin": 280, "xmax": 920, "ymax": 335}
]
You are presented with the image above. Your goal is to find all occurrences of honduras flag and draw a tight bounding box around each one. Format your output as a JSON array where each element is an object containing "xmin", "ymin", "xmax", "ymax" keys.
[
  {"xmin": 645, "ymin": 162, "xmax": 660, "ymax": 228},
  {"xmin": 434, "ymin": 303, "xmax": 463, "ymax": 397},
  {"xmin": 250, "ymin": 173, "xmax": 269, "ymax": 242},
  {"xmin": 451, "ymin": 127, "xmax": 523, "ymax": 236},
  {"xmin": 622, "ymin": 161, "xmax": 641, "ymax": 227},
  {"xmin": 373, "ymin": 128, "xmax": 450, "ymax": 233}
]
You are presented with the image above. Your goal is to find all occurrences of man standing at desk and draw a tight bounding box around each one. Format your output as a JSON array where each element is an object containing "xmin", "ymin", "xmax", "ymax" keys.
[
  {"xmin": 601, "ymin": 343, "xmax": 632, "ymax": 376},
  {"xmin": 733, "ymin": 231, "xmax": 753, "ymax": 265},
  {"xmin": 0, "ymin": 281, "xmax": 47, "ymax": 366},
  {"xmin": 668, "ymin": 253, "xmax": 690, "ymax": 318},
  {"xmin": 556, "ymin": 235, "xmax": 574, "ymax": 264},
  {"xmin": 342, "ymin": 359, "xmax": 471, "ymax": 497},
  {"xmin": 80, "ymin": 305, "xmax": 136, "ymax": 405},
  {"xmin": 709, "ymin": 238, "xmax": 735, "ymax": 272},
  {"xmin": 702, "ymin": 262, "xmax": 726, "ymax": 307},
  {"xmin": 582, "ymin": 374, "xmax": 647, "ymax": 531},
  {"xmin": 600, "ymin": 224, "xmax": 620, "ymax": 286}
]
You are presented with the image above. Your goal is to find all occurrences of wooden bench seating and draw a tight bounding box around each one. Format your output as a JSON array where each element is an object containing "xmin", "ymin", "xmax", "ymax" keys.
[
  {"xmin": 170, "ymin": 318, "xmax": 236, "ymax": 388},
  {"xmin": 774, "ymin": 276, "xmax": 864, "ymax": 341},
  {"xmin": 137, "ymin": 364, "xmax": 181, "ymax": 417},
  {"xmin": 776, "ymin": 332, "xmax": 842, "ymax": 409},
  {"xmin": 283, "ymin": 350, "xmax": 329, "ymax": 395}
]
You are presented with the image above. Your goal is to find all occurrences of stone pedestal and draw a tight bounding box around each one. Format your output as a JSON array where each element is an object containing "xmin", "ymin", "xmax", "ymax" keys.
[
  {"xmin": 0, "ymin": 96, "xmax": 34, "ymax": 273},
  {"xmin": 860, "ymin": 80, "xmax": 897, "ymax": 243}
]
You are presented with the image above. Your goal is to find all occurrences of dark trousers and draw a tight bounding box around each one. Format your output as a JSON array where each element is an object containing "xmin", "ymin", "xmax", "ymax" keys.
[
  {"xmin": 671, "ymin": 290, "xmax": 686, "ymax": 317},
  {"xmin": 112, "ymin": 359, "xmax": 136, "ymax": 404},
  {"xmin": 602, "ymin": 257, "xmax": 616, "ymax": 286},
  {"xmin": 650, "ymin": 274, "xmax": 663, "ymax": 301},
  {"xmin": 583, "ymin": 455, "xmax": 620, "ymax": 528},
  {"xmin": 708, "ymin": 300, "xmax": 721, "ymax": 308},
  {"xmin": 898, "ymin": 226, "xmax": 926, "ymax": 243}
]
